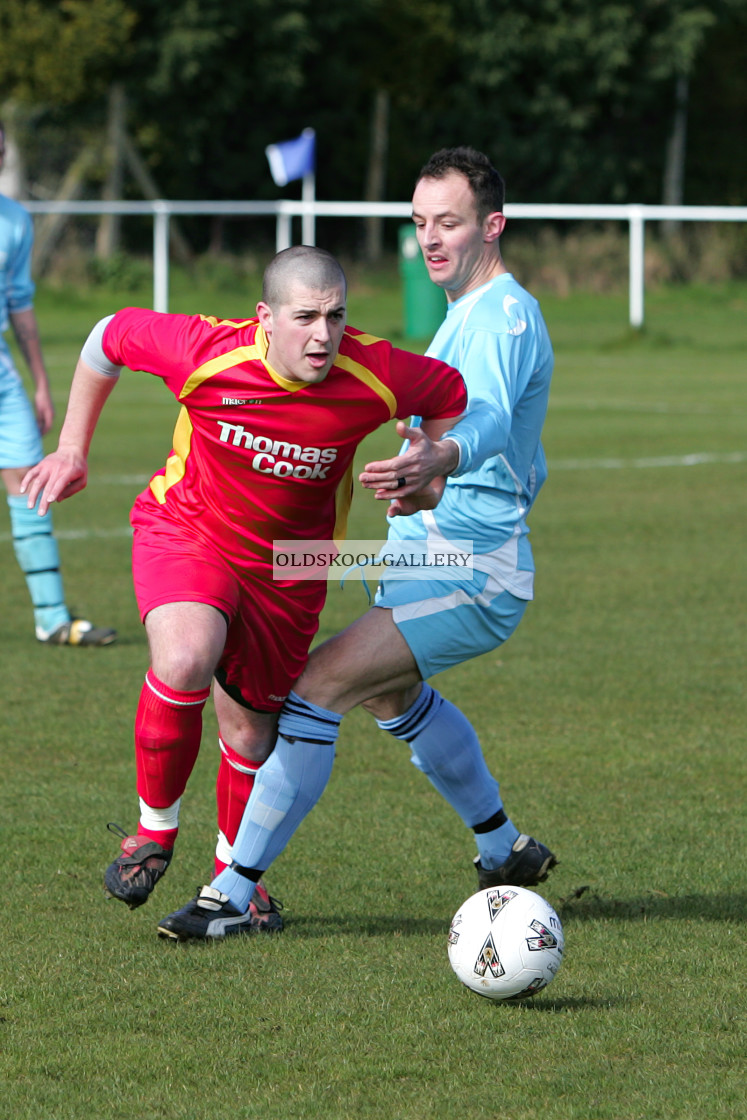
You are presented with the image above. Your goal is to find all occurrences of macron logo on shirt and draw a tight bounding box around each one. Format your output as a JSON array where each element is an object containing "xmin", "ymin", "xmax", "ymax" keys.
[{"xmin": 217, "ymin": 421, "xmax": 338, "ymax": 480}]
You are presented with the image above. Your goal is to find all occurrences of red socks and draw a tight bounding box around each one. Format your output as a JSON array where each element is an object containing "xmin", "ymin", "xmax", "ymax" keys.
[
  {"xmin": 133, "ymin": 672, "xmax": 259, "ymax": 867},
  {"xmin": 135, "ymin": 670, "xmax": 211, "ymax": 814},
  {"xmin": 214, "ymin": 737, "xmax": 260, "ymax": 874}
]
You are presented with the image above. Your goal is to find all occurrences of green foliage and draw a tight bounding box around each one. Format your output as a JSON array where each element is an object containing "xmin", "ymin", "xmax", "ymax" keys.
[
  {"xmin": 121, "ymin": 0, "xmax": 316, "ymax": 200},
  {"xmin": 3, "ymin": 0, "xmax": 746, "ymax": 215},
  {"xmin": 503, "ymin": 222, "xmax": 747, "ymax": 293},
  {"xmin": 35, "ymin": 223, "xmax": 747, "ymax": 301},
  {"xmin": 443, "ymin": 0, "xmax": 726, "ymax": 202},
  {"xmin": 0, "ymin": 275, "xmax": 745, "ymax": 1119},
  {"xmin": 87, "ymin": 250, "xmax": 154, "ymax": 292},
  {"xmin": 0, "ymin": 0, "xmax": 135, "ymax": 105}
]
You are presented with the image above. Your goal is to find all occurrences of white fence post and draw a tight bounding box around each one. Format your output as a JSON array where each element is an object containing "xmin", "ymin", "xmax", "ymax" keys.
[
  {"xmin": 302, "ymin": 176, "xmax": 316, "ymax": 246},
  {"xmin": 628, "ymin": 205, "xmax": 645, "ymax": 330},
  {"xmin": 153, "ymin": 201, "xmax": 170, "ymax": 313},
  {"xmin": 276, "ymin": 209, "xmax": 292, "ymax": 253}
]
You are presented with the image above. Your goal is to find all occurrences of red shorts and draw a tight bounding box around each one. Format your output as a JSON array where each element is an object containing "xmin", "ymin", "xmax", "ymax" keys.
[{"xmin": 131, "ymin": 507, "xmax": 326, "ymax": 713}]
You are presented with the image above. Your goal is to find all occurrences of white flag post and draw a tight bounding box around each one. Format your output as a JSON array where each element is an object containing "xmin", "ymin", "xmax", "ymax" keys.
[
  {"xmin": 265, "ymin": 127, "xmax": 316, "ymax": 247},
  {"xmin": 301, "ymin": 130, "xmax": 316, "ymax": 246}
]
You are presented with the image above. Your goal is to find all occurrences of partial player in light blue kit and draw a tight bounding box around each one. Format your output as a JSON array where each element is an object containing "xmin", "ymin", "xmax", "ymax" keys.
[
  {"xmin": 0, "ymin": 121, "xmax": 115, "ymax": 646},
  {"xmin": 380, "ymin": 268, "xmax": 553, "ymax": 678},
  {"xmin": 159, "ymin": 146, "xmax": 558, "ymax": 941}
]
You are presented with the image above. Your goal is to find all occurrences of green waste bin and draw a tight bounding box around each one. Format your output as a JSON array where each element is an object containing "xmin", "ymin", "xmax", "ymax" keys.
[{"xmin": 398, "ymin": 225, "xmax": 446, "ymax": 340}]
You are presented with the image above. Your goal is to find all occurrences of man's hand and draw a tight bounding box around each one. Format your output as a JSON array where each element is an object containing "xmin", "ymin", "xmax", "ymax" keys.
[
  {"xmin": 384, "ymin": 475, "xmax": 446, "ymax": 517},
  {"xmin": 20, "ymin": 449, "xmax": 89, "ymax": 515},
  {"xmin": 359, "ymin": 421, "xmax": 459, "ymax": 502}
]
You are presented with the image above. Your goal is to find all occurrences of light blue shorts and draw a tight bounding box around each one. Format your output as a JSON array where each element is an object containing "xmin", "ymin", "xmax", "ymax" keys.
[
  {"xmin": 0, "ymin": 361, "xmax": 43, "ymax": 469},
  {"xmin": 375, "ymin": 569, "xmax": 529, "ymax": 679}
]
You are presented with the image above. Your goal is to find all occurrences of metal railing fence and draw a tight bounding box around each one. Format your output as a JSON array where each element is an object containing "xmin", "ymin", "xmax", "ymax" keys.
[{"xmin": 23, "ymin": 198, "xmax": 747, "ymax": 327}]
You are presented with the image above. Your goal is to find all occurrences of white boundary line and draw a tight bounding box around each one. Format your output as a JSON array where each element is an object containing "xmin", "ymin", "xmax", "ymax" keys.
[
  {"xmin": 550, "ymin": 450, "xmax": 747, "ymax": 471},
  {"xmin": 90, "ymin": 451, "xmax": 746, "ymax": 486},
  {"xmin": 1, "ymin": 451, "xmax": 742, "ymax": 544},
  {"xmin": 0, "ymin": 526, "xmax": 134, "ymax": 542}
]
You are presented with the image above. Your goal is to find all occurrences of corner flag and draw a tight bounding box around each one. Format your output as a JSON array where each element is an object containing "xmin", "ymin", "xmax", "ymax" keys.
[{"xmin": 265, "ymin": 128, "xmax": 316, "ymax": 188}]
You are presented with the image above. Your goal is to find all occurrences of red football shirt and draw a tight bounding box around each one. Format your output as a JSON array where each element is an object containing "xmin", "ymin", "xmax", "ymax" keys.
[{"xmin": 103, "ymin": 309, "xmax": 466, "ymax": 572}]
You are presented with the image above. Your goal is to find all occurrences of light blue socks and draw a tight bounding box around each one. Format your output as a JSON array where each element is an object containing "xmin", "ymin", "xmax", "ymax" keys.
[
  {"xmin": 213, "ymin": 691, "xmax": 341, "ymax": 912},
  {"xmin": 8, "ymin": 493, "xmax": 69, "ymax": 638},
  {"xmin": 376, "ymin": 683, "xmax": 520, "ymax": 868},
  {"xmin": 213, "ymin": 681, "xmax": 522, "ymax": 914}
]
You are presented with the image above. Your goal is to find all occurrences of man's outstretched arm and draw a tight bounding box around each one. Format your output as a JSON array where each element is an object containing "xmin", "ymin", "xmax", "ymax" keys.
[
  {"xmin": 359, "ymin": 418, "xmax": 461, "ymax": 516},
  {"xmin": 21, "ymin": 356, "xmax": 120, "ymax": 515}
]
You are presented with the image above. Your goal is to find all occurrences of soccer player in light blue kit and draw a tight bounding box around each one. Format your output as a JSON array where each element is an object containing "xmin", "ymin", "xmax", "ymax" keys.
[
  {"xmin": 159, "ymin": 146, "xmax": 557, "ymax": 940},
  {"xmin": 0, "ymin": 122, "xmax": 115, "ymax": 646}
]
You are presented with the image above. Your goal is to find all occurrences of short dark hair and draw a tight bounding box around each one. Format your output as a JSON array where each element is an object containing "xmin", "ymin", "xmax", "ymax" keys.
[
  {"xmin": 416, "ymin": 147, "xmax": 505, "ymax": 220},
  {"xmin": 262, "ymin": 245, "xmax": 347, "ymax": 307}
]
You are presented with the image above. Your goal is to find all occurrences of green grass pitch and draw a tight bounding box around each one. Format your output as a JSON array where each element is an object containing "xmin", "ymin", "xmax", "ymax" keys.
[{"xmin": 0, "ymin": 268, "xmax": 744, "ymax": 1119}]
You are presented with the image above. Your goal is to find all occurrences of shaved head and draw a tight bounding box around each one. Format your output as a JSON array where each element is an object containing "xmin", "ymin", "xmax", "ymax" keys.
[
  {"xmin": 256, "ymin": 247, "xmax": 347, "ymax": 385},
  {"xmin": 262, "ymin": 246, "xmax": 347, "ymax": 309}
]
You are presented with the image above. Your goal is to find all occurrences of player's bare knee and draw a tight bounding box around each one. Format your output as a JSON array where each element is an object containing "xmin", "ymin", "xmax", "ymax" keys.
[
  {"xmin": 362, "ymin": 684, "xmax": 422, "ymax": 722},
  {"xmin": 150, "ymin": 645, "xmax": 215, "ymax": 692},
  {"xmin": 220, "ymin": 721, "xmax": 276, "ymax": 765},
  {"xmin": 1, "ymin": 466, "xmax": 30, "ymax": 496}
]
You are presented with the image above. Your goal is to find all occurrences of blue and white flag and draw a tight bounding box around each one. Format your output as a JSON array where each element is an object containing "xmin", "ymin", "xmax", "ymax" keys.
[{"xmin": 265, "ymin": 129, "xmax": 316, "ymax": 188}]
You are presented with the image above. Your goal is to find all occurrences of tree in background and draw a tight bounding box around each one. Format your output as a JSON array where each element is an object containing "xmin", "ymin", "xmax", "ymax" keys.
[
  {"xmin": 0, "ymin": 0, "xmax": 134, "ymax": 191},
  {"xmin": 0, "ymin": 0, "xmax": 134, "ymax": 108},
  {"xmin": 1, "ymin": 0, "xmax": 745, "ymax": 262}
]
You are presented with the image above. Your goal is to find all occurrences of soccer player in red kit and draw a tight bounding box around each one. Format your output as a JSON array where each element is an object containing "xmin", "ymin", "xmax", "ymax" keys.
[{"xmin": 22, "ymin": 246, "xmax": 467, "ymax": 931}]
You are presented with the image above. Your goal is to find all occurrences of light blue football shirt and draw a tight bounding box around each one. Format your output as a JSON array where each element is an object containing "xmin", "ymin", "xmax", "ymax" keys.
[
  {"xmin": 388, "ymin": 272, "xmax": 553, "ymax": 566},
  {"xmin": 0, "ymin": 193, "xmax": 36, "ymax": 379}
]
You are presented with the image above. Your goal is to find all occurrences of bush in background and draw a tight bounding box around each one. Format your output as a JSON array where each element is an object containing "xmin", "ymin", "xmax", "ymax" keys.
[{"xmin": 35, "ymin": 221, "xmax": 747, "ymax": 301}]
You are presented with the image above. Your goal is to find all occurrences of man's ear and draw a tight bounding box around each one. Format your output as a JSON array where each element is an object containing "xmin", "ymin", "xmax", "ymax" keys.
[
  {"xmin": 484, "ymin": 211, "xmax": 507, "ymax": 243},
  {"xmin": 256, "ymin": 301, "xmax": 273, "ymax": 331}
]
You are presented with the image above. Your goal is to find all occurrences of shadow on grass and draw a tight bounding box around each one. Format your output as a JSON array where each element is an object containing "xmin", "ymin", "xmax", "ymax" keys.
[
  {"xmin": 556, "ymin": 885, "xmax": 747, "ymax": 923},
  {"xmin": 599, "ymin": 327, "xmax": 678, "ymax": 352},
  {"xmin": 279, "ymin": 889, "xmax": 747, "ymax": 939},
  {"xmin": 154, "ymin": 891, "xmax": 746, "ymax": 954},
  {"xmin": 284, "ymin": 914, "xmax": 449, "ymax": 938},
  {"xmin": 511, "ymin": 995, "xmax": 630, "ymax": 1012},
  {"xmin": 154, "ymin": 913, "xmax": 451, "ymax": 946}
]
